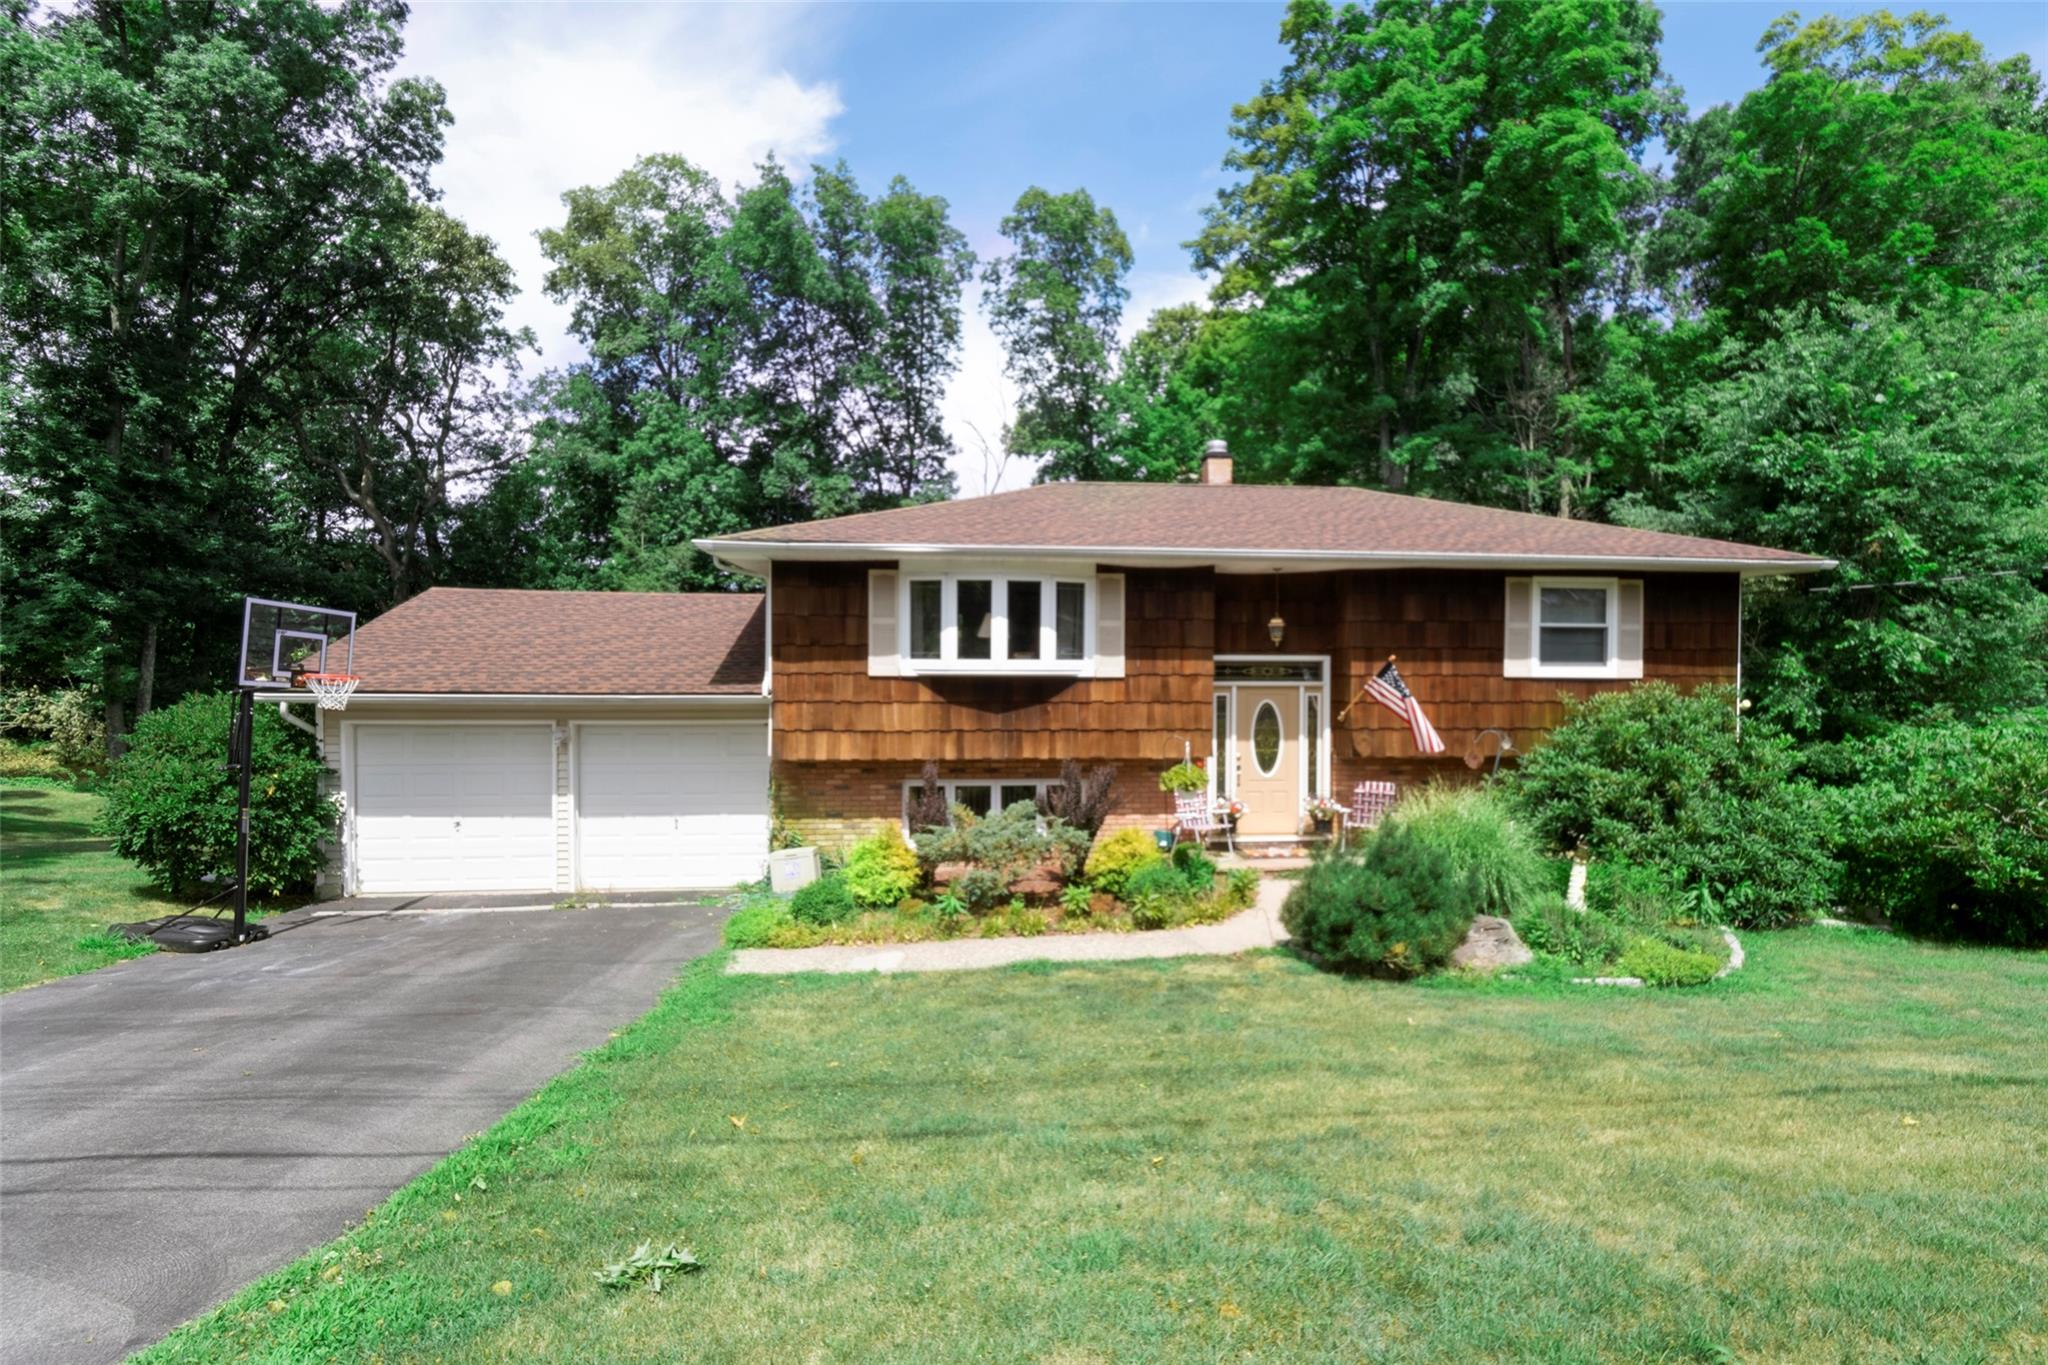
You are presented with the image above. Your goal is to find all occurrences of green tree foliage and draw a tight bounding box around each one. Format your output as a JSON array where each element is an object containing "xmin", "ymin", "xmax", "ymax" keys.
[
  {"xmin": 1281, "ymin": 824, "xmax": 1479, "ymax": 977},
  {"xmin": 1189, "ymin": 0, "xmax": 1676, "ymax": 510},
  {"xmin": 485, "ymin": 155, "xmax": 973, "ymax": 590},
  {"xmin": 1651, "ymin": 297, "xmax": 2048, "ymax": 738},
  {"xmin": 981, "ymin": 187, "xmax": 1133, "ymax": 482},
  {"xmin": 2, "ymin": 0, "xmax": 514, "ymax": 749},
  {"xmin": 98, "ymin": 693, "xmax": 331, "ymax": 897},
  {"xmin": 1658, "ymin": 11, "xmax": 2048, "ymax": 328}
]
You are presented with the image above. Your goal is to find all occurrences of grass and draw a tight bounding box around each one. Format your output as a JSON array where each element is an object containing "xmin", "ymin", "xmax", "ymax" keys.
[
  {"xmin": 0, "ymin": 779, "xmax": 174, "ymax": 990},
  {"xmin": 138, "ymin": 926, "xmax": 2047, "ymax": 1363}
]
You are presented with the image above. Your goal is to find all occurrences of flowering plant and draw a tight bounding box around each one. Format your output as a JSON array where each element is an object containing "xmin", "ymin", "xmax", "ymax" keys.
[
  {"xmin": 1212, "ymin": 797, "xmax": 1245, "ymax": 820},
  {"xmin": 1305, "ymin": 795, "xmax": 1346, "ymax": 822}
]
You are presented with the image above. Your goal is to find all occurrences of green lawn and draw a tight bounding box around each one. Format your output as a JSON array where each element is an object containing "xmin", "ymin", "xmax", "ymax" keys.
[
  {"xmin": 140, "ymin": 929, "xmax": 2046, "ymax": 1363},
  {"xmin": 0, "ymin": 780, "xmax": 170, "ymax": 990}
]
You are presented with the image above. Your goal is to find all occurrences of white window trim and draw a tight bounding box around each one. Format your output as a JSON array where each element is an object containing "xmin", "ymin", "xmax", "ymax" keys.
[
  {"xmin": 898, "ymin": 570, "xmax": 1095, "ymax": 676},
  {"xmin": 901, "ymin": 776, "xmax": 1053, "ymax": 832},
  {"xmin": 1531, "ymin": 575, "xmax": 1622, "ymax": 679}
]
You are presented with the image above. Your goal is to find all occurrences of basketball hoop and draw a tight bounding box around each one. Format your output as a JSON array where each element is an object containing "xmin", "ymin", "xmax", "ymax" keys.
[{"xmin": 299, "ymin": 672, "xmax": 361, "ymax": 711}]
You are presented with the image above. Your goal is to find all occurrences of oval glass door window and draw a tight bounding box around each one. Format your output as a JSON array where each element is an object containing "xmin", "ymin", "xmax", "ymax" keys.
[{"xmin": 1252, "ymin": 701, "xmax": 1283, "ymax": 775}]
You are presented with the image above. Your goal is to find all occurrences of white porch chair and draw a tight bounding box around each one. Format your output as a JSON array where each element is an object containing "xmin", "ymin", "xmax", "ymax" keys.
[
  {"xmin": 1344, "ymin": 781, "xmax": 1398, "ymax": 848},
  {"xmin": 1172, "ymin": 792, "xmax": 1235, "ymax": 854}
]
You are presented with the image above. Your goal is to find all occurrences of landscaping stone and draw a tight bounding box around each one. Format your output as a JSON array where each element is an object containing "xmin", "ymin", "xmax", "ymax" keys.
[{"xmin": 1450, "ymin": 914, "xmax": 1533, "ymax": 971}]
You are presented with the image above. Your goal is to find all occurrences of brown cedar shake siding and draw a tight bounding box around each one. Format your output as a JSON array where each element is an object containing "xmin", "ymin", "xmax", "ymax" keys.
[{"xmin": 768, "ymin": 561, "xmax": 1737, "ymax": 847}]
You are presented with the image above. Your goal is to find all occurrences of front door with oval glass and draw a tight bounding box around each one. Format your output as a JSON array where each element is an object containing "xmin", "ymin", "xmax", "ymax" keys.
[{"xmin": 1234, "ymin": 686, "xmax": 1299, "ymax": 837}]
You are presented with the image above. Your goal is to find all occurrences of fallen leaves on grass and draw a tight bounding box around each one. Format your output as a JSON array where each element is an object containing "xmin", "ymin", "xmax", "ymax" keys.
[{"xmin": 595, "ymin": 1241, "xmax": 702, "ymax": 1294}]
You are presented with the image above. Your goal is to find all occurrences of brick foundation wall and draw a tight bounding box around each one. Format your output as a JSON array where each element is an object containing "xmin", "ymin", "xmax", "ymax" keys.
[{"xmin": 773, "ymin": 759, "xmax": 1176, "ymax": 852}]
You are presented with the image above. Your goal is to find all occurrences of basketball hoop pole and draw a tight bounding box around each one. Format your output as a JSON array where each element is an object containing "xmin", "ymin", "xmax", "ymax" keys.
[{"xmin": 231, "ymin": 687, "xmax": 255, "ymax": 943}]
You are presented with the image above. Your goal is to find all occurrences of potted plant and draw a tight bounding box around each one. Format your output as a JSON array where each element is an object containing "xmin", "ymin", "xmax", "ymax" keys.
[
  {"xmin": 1213, "ymin": 796, "xmax": 1245, "ymax": 824},
  {"xmin": 1158, "ymin": 759, "xmax": 1207, "ymax": 794},
  {"xmin": 1305, "ymin": 794, "xmax": 1346, "ymax": 833}
]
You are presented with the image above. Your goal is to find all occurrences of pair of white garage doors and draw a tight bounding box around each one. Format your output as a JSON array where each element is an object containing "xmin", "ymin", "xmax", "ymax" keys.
[{"xmin": 349, "ymin": 722, "xmax": 769, "ymax": 894}]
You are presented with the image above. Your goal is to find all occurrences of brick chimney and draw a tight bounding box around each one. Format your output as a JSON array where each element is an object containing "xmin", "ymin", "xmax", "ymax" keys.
[{"xmin": 1200, "ymin": 439, "xmax": 1233, "ymax": 485}]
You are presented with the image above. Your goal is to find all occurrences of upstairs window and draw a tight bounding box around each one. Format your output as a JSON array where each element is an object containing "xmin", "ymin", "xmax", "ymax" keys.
[
  {"xmin": 897, "ymin": 574, "xmax": 1094, "ymax": 674},
  {"xmin": 1536, "ymin": 580, "xmax": 1614, "ymax": 671}
]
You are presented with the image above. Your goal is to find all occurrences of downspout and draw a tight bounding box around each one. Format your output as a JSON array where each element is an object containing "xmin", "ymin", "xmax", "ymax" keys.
[{"xmin": 1734, "ymin": 577, "xmax": 1744, "ymax": 737}]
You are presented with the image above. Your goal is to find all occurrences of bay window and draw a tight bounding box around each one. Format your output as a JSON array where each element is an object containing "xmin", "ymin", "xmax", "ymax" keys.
[{"xmin": 897, "ymin": 572, "xmax": 1094, "ymax": 674}]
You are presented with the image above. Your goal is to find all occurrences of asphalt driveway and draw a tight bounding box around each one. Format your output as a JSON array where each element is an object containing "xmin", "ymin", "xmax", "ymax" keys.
[{"xmin": 0, "ymin": 898, "xmax": 726, "ymax": 1364}]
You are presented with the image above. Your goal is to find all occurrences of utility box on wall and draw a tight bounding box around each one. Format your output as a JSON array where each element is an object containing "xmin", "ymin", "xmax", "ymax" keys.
[{"xmin": 767, "ymin": 847, "xmax": 821, "ymax": 895}]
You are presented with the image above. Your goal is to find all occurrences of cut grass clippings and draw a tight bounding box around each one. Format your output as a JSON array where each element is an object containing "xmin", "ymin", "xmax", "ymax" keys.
[{"xmin": 137, "ymin": 929, "xmax": 2048, "ymax": 1363}]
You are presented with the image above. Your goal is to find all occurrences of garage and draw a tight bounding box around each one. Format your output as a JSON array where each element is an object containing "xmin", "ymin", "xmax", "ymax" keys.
[
  {"xmin": 351, "ymin": 724, "xmax": 557, "ymax": 893},
  {"xmin": 576, "ymin": 722, "xmax": 769, "ymax": 889}
]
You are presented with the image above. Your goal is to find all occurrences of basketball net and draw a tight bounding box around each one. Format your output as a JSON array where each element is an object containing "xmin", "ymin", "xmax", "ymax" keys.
[{"xmin": 299, "ymin": 673, "xmax": 360, "ymax": 711}]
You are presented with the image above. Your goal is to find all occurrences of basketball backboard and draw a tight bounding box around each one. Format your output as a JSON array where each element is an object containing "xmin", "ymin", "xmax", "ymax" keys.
[{"xmin": 239, "ymin": 597, "xmax": 356, "ymax": 690}]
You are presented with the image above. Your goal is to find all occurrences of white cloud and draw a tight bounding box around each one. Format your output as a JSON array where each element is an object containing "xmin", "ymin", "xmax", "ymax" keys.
[
  {"xmin": 942, "ymin": 268, "xmax": 1211, "ymax": 498},
  {"xmin": 398, "ymin": 3, "xmax": 843, "ymax": 371}
]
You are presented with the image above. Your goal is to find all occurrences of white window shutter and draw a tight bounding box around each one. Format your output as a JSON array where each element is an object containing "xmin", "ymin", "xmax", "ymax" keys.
[
  {"xmin": 1095, "ymin": 573, "xmax": 1126, "ymax": 679},
  {"xmin": 1616, "ymin": 579, "xmax": 1645, "ymax": 679},
  {"xmin": 1503, "ymin": 577, "xmax": 1535, "ymax": 678},
  {"xmin": 867, "ymin": 570, "xmax": 900, "ymax": 677}
]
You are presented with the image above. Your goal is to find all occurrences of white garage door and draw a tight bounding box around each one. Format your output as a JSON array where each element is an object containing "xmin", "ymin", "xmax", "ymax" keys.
[
  {"xmin": 352, "ymin": 725, "xmax": 556, "ymax": 893},
  {"xmin": 576, "ymin": 723, "xmax": 769, "ymax": 890}
]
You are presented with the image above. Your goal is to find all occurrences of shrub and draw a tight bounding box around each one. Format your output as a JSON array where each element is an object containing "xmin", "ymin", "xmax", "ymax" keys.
[
  {"xmin": 1281, "ymin": 824, "xmax": 1479, "ymax": 977},
  {"xmin": 1513, "ymin": 899, "xmax": 1632, "ymax": 968},
  {"xmin": 724, "ymin": 898, "xmax": 793, "ymax": 948},
  {"xmin": 914, "ymin": 801, "xmax": 1091, "ymax": 889},
  {"xmin": 952, "ymin": 868, "xmax": 1008, "ymax": 914},
  {"xmin": 790, "ymin": 871, "xmax": 857, "ymax": 926},
  {"xmin": 1038, "ymin": 759, "xmax": 1118, "ymax": 836},
  {"xmin": 1504, "ymin": 683, "xmax": 1836, "ymax": 929},
  {"xmin": 1223, "ymin": 866, "xmax": 1260, "ymax": 910},
  {"xmin": 97, "ymin": 692, "xmax": 330, "ymax": 897},
  {"xmin": 1124, "ymin": 860, "xmax": 1194, "ymax": 905},
  {"xmin": 1060, "ymin": 882, "xmax": 1095, "ymax": 918},
  {"xmin": 1584, "ymin": 859, "xmax": 1691, "ymax": 926},
  {"xmin": 1083, "ymin": 827, "xmax": 1165, "ymax": 897},
  {"xmin": 1832, "ymin": 713, "xmax": 2048, "ymax": 944},
  {"xmin": 905, "ymin": 760, "xmax": 950, "ymax": 833},
  {"xmin": 1170, "ymin": 842, "xmax": 1216, "ymax": 889},
  {"xmin": 844, "ymin": 823, "xmax": 921, "ymax": 910},
  {"xmin": 1381, "ymin": 783, "xmax": 1549, "ymax": 920},
  {"xmin": 0, "ymin": 686, "xmax": 106, "ymax": 779},
  {"xmin": 1616, "ymin": 937, "xmax": 1722, "ymax": 987}
]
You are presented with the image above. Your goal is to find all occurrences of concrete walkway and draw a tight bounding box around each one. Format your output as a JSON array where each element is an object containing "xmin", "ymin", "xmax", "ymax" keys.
[{"xmin": 729, "ymin": 877, "xmax": 1291, "ymax": 976}]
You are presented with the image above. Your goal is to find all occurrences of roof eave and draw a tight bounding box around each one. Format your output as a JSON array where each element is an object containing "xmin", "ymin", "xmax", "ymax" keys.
[
  {"xmin": 695, "ymin": 538, "xmax": 1834, "ymax": 578},
  {"xmin": 256, "ymin": 691, "xmax": 772, "ymax": 705}
]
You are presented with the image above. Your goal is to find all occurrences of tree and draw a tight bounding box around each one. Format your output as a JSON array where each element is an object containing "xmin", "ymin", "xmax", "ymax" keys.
[
  {"xmin": 1659, "ymin": 297, "xmax": 2048, "ymax": 739},
  {"xmin": 1099, "ymin": 304, "xmax": 1239, "ymax": 481},
  {"xmin": 2, "ymin": 0, "xmax": 454, "ymax": 749},
  {"xmin": 274, "ymin": 207, "xmax": 527, "ymax": 605},
  {"xmin": 1189, "ymin": 0, "xmax": 1676, "ymax": 508},
  {"xmin": 1661, "ymin": 10, "xmax": 2048, "ymax": 330},
  {"xmin": 981, "ymin": 187, "xmax": 1133, "ymax": 482}
]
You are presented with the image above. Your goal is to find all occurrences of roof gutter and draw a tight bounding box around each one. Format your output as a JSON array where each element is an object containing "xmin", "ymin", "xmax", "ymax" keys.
[{"xmin": 695, "ymin": 538, "xmax": 1836, "ymax": 578}]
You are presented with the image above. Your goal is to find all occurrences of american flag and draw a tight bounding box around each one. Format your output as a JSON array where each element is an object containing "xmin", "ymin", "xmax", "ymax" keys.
[{"xmin": 1363, "ymin": 658, "xmax": 1445, "ymax": 755}]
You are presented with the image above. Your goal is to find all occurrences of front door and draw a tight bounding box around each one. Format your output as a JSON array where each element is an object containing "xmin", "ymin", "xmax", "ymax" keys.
[{"xmin": 1235, "ymin": 687, "xmax": 1299, "ymax": 837}]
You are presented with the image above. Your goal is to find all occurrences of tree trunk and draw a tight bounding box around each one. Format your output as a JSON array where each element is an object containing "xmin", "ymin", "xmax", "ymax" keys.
[
  {"xmin": 136, "ymin": 621, "xmax": 158, "ymax": 718},
  {"xmin": 103, "ymin": 653, "xmax": 128, "ymax": 761}
]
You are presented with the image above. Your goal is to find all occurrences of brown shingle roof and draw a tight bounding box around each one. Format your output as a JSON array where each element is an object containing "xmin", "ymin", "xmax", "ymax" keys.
[
  {"xmin": 705, "ymin": 482, "xmax": 1826, "ymax": 568},
  {"xmin": 343, "ymin": 588, "xmax": 764, "ymax": 695}
]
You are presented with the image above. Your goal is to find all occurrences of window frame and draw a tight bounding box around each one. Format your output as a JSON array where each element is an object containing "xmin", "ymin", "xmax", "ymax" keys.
[
  {"xmin": 901, "ymin": 775, "xmax": 1054, "ymax": 832},
  {"xmin": 1530, "ymin": 575, "xmax": 1622, "ymax": 679},
  {"xmin": 896, "ymin": 569, "xmax": 1096, "ymax": 676}
]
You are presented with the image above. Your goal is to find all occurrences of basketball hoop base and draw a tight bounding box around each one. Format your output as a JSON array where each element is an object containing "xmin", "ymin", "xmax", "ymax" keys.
[{"xmin": 109, "ymin": 915, "xmax": 269, "ymax": 953}]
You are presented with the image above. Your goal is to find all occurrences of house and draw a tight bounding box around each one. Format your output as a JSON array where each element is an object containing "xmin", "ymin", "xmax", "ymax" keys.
[{"xmin": 291, "ymin": 445, "xmax": 1831, "ymax": 896}]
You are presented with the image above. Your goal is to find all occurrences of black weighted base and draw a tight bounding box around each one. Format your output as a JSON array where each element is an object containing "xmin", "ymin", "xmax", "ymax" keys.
[{"xmin": 108, "ymin": 916, "xmax": 270, "ymax": 953}]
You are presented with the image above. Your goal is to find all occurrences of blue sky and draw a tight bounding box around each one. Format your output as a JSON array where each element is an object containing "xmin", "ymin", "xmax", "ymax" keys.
[{"xmin": 399, "ymin": 1, "xmax": 2047, "ymax": 493}]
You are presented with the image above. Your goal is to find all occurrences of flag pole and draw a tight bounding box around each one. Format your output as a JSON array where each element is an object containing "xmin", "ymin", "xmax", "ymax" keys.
[{"xmin": 1335, "ymin": 654, "xmax": 1396, "ymax": 724}]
